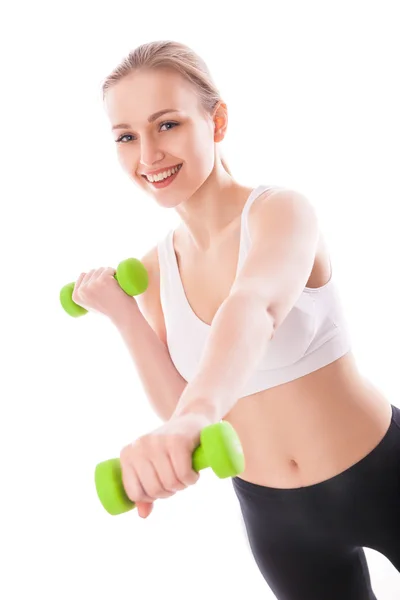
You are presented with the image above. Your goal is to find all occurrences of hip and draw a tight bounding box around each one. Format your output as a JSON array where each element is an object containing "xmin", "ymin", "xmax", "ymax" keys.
[{"xmin": 232, "ymin": 402, "xmax": 400, "ymax": 540}]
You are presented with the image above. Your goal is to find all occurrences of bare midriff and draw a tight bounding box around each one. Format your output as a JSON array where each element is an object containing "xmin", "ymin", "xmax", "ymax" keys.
[{"xmin": 223, "ymin": 352, "xmax": 392, "ymax": 488}]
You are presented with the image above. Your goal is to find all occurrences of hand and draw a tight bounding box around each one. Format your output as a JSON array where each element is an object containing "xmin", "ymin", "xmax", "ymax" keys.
[
  {"xmin": 119, "ymin": 413, "xmax": 211, "ymax": 519},
  {"xmin": 72, "ymin": 267, "xmax": 135, "ymax": 319}
]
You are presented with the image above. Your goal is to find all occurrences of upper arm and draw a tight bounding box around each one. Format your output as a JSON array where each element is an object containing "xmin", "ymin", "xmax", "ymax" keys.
[
  {"xmin": 230, "ymin": 188, "xmax": 319, "ymax": 329},
  {"xmin": 135, "ymin": 245, "xmax": 168, "ymax": 346}
]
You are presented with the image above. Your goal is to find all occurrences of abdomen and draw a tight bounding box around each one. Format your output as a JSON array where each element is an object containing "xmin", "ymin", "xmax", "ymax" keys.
[{"xmin": 224, "ymin": 352, "xmax": 392, "ymax": 488}]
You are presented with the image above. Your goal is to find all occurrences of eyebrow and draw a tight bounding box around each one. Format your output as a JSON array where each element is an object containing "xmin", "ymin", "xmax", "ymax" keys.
[{"xmin": 111, "ymin": 109, "xmax": 181, "ymax": 131}]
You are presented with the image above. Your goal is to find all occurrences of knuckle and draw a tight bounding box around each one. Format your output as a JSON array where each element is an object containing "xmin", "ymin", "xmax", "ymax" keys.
[
  {"xmin": 96, "ymin": 268, "xmax": 106, "ymax": 278},
  {"xmin": 135, "ymin": 436, "xmax": 150, "ymax": 455},
  {"xmin": 119, "ymin": 445, "xmax": 132, "ymax": 464},
  {"xmin": 140, "ymin": 474, "xmax": 159, "ymax": 498},
  {"xmin": 126, "ymin": 485, "xmax": 141, "ymax": 503},
  {"xmin": 145, "ymin": 471, "xmax": 174, "ymax": 499},
  {"xmin": 167, "ymin": 479, "xmax": 184, "ymax": 492},
  {"xmin": 85, "ymin": 269, "xmax": 96, "ymax": 279},
  {"xmin": 161, "ymin": 472, "xmax": 180, "ymax": 492},
  {"xmin": 120, "ymin": 470, "xmax": 140, "ymax": 503},
  {"xmin": 135, "ymin": 489, "xmax": 150, "ymax": 503},
  {"xmin": 180, "ymin": 465, "xmax": 199, "ymax": 486},
  {"xmin": 146, "ymin": 469, "xmax": 171, "ymax": 498},
  {"xmin": 136, "ymin": 490, "xmax": 151, "ymax": 504},
  {"xmin": 166, "ymin": 434, "xmax": 184, "ymax": 451},
  {"xmin": 83, "ymin": 269, "xmax": 95, "ymax": 282},
  {"xmin": 146, "ymin": 484, "xmax": 163, "ymax": 499},
  {"xmin": 73, "ymin": 290, "xmax": 83, "ymax": 303},
  {"xmin": 189, "ymin": 471, "xmax": 200, "ymax": 485},
  {"xmin": 184, "ymin": 473, "xmax": 197, "ymax": 486}
]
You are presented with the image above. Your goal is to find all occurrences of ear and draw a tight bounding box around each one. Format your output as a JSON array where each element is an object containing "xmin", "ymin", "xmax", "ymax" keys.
[{"xmin": 213, "ymin": 101, "xmax": 228, "ymax": 141}]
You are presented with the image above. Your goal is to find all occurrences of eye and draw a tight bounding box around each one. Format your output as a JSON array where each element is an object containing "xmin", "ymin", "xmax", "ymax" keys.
[
  {"xmin": 115, "ymin": 121, "xmax": 180, "ymax": 144},
  {"xmin": 116, "ymin": 134, "xmax": 133, "ymax": 144},
  {"xmin": 159, "ymin": 121, "xmax": 179, "ymax": 132}
]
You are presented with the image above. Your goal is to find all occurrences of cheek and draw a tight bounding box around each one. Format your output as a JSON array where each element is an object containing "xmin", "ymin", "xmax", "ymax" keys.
[
  {"xmin": 182, "ymin": 129, "xmax": 214, "ymax": 167},
  {"xmin": 192, "ymin": 142, "xmax": 215, "ymax": 173},
  {"xmin": 116, "ymin": 149, "xmax": 133, "ymax": 171},
  {"xmin": 179, "ymin": 123, "xmax": 213, "ymax": 156}
]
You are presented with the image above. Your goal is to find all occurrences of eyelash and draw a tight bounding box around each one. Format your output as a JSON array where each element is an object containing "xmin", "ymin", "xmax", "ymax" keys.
[{"xmin": 115, "ymin": 121, "xmax": 180, "ymax": 144}]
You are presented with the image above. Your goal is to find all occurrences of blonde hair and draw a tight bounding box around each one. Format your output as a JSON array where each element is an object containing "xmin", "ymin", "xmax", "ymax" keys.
[{"xmin": 102, "ymin": 40, "xmax": 232, "ymax": 176}]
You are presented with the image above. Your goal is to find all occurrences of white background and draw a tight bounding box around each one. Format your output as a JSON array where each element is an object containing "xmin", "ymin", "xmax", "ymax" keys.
[{"xmin": 1, "ymin": 1, "xmax": 400, "ymax": 598}]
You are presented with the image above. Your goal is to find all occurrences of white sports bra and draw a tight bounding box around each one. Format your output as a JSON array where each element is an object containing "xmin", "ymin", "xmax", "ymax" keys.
[{"xmin": 157, "ymin": 185, "xmax": 352, "ymax": 397}]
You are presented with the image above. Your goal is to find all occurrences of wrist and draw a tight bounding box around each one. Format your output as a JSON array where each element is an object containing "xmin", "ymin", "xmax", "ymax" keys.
[
  {"xmin": 172, "ymin": 393, "xmax": 220, "ymax": 425},
  {"xmin": 109, "ymin": 297, "xmax": 141, "ymax": 328}
]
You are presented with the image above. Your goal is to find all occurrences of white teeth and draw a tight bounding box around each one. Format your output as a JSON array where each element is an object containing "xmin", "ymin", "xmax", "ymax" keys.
[{"xmin": 146, "ymin": 164, "xmax": 181, "ymax": 183}]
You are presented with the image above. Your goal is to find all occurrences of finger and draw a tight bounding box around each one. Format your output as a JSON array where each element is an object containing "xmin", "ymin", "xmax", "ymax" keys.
[
  {"xmin": 168, "ymin": 442, "xmax": 200, "ymax": 488},
  {"xmin": 136, "ymin": 501, "xmax": 154, "ymax": 519},
  {"xmin": 98, "ymin": 267, "xmax": 117, "ymax": 284},
  {"xmin": 90, "ymin": 267, "xmax": 115, "ymax": 284},
  {"xmin": 81, "ymin": 268, "xmax": 96, "ymax": 286},
  {"xmin": 75, "ymin": 272, "xmax": 86, "ymax": 286},
  {"xmin": 91, "ymin": 267, "xmax": 107, "ymax": 281},
  {"xmin": 102, "ymin": 267, "xmax": 116, "ymax": 278},
  {"xmin": 72, "ymin": 272, "xmax": 86, "ymax": 299},
  {"xmin": 120, "ymin": 462, "xmax": 155, "ymax": 504},
  {"xmin": 135, "ymin": 459, "xmax": 176, "ymax": 500},
  {"xmin": 153, "ymin": 450, "xmax": 186, "ymax": 493}
]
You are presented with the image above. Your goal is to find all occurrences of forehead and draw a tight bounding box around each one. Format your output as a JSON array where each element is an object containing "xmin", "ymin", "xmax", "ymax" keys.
[{"xmin": 104, "ymin": 68, "xmax": 202, "ymax": 123}]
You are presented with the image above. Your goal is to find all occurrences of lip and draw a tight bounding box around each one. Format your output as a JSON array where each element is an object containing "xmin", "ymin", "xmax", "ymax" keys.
[
  {"xmin": 140, "ymin": 163, "xmax": 182, "ymax": 177},
  {"xmin": 145, "ymin": 164, "xmax": 182, "ymax": 189}
]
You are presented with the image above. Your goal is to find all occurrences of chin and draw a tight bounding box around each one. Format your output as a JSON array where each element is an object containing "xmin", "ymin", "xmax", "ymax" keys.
[{"xmin": 153, "ymin": 194, "xmax": 184, "ymax": 209}]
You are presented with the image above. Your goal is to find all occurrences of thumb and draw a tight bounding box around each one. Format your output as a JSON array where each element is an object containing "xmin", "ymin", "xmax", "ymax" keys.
[{"xmin": 136, "ymin": 501, "xmax": 154, "ymax": 519}]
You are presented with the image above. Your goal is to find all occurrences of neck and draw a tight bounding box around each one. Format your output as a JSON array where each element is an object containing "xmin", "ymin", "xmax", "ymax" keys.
[{"xmin": 175, "ymin": 166, "xmax": 250, "ymax": 251}]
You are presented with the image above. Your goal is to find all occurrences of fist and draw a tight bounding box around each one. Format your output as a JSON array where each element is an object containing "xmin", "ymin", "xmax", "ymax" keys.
[
  {"xmin": 119, "ymin": 415, "xmax": 206, "ymax": 518},
  {"xmin": 72, "ymin": 267, "xmax": 133, "ymax": 319}
]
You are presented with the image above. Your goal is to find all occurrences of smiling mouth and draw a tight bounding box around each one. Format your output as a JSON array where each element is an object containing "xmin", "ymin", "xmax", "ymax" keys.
[
  {"xmin": 141, "ymin": 164, "xmax": 183, "ymax": 187},
  {"xmin": 141, "ymin": 163, "xmax": 182, "ymax": 182}
]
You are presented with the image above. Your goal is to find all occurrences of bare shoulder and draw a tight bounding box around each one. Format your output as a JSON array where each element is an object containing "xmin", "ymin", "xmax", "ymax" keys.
[
  {"xmin": 135, "ymin": 245, "xmax": 167, "ymax": 345},
  {"xmin": 249, "ymin": 186, "xmax": 331, "ymax": 287},
  {"xmin": 251, "ymin": 186, "xmax": 316, "ymax": 215},
  {"xmin": 248, "ymin": 186, "xmax": 321, "ymax": 234}
]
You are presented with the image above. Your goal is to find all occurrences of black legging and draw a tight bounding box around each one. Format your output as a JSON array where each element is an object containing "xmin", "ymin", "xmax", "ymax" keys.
[{"xmin": 231, "ymin": 403, "xmax": 400, "ymax": 600}]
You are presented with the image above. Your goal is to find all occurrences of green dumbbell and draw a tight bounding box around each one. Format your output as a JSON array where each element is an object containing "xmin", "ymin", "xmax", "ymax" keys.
[
  {"xmin": 95, "ymin": 421, "xmax": 245, "ymax": 516},
  {"xmin": 60, "ymin": 258, "xmax": 149, "ymax": 317}
]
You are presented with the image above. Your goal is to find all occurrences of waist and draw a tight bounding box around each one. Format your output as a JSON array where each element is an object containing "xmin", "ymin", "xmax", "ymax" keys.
[{"xmin": 224, "ymin": 353, "xmax": 393, "ymax": 488}]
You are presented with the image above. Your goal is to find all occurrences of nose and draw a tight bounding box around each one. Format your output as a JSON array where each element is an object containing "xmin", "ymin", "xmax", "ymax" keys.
[{"xmin": 139, "ymin": 135, "xmax": 164, "ymax": 168}]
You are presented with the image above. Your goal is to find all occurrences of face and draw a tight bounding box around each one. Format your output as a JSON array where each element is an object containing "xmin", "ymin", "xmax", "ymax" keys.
[{"xmin": 104, "ymin": 68, "xmax": 226, "ymax": 208}]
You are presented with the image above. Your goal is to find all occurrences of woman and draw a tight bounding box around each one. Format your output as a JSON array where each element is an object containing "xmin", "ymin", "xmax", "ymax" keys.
[{"xmin": 73, "ymin": 41, "xmax": 400, "ymax": 599}]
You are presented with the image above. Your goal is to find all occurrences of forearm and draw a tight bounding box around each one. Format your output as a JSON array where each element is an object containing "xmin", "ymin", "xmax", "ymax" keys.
[
  {"xmin": 172, "ymin": 292, "xmax": 275, "ymax": 423},
  {"xmin": 111, "ymin": 300, "xmax": 187, "ymax": 421}
]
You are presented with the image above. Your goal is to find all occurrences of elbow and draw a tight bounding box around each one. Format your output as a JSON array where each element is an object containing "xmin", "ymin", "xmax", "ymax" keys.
[
  {"xmin": 265, "ymin": 305, "xmax": 276, "ymax": 340},
  {"xmin": 253, "ymin": 293, "xmax": 277, "ymax": 341}
]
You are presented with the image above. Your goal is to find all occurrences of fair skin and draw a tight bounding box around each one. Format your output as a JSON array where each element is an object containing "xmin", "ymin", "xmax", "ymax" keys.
[
  {"xmin": 105, "ymin": 67, "xmax": 250, "ymax": 247},
  {"xmin": 78, "ymin": 66, "xmax": 392, "ymax": 519}
]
